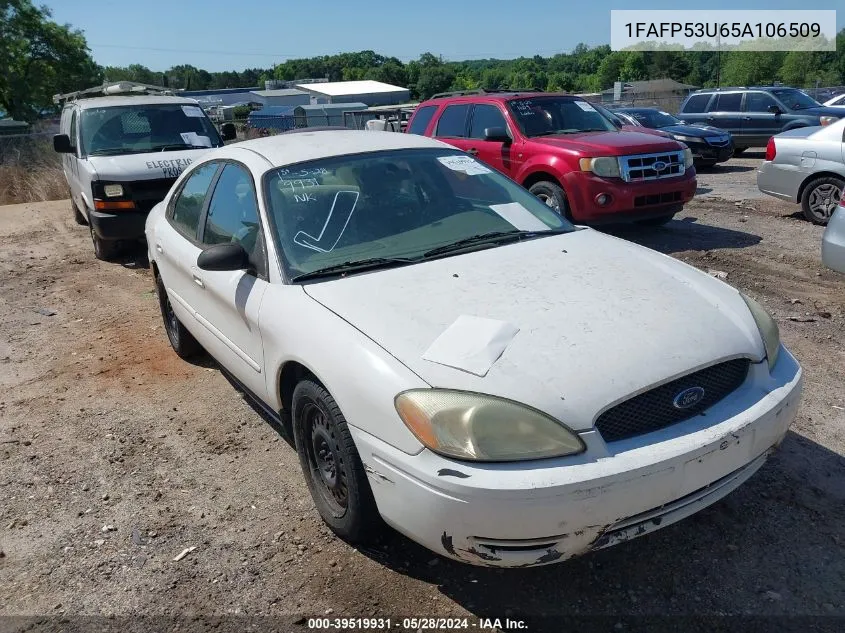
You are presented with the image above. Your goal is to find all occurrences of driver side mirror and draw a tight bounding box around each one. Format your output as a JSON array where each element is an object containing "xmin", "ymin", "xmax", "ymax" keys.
[
  {"xmin": 197, "ymin": 242, "xmax": 249, "ymax": 271},
  {"xmin": 767, "ymin": 104, "xmax": 782, "ymax": 115},
  {"xmin": 220, "ymin": 123, "xmax": 237, "ymax": 141},
  {"xmin": 53, "ymin": 134, "xmax": 74, "ymax": 154},
  {"xmin": 483, "ymin": 126, "xmax": 511, "ymax": 143}
]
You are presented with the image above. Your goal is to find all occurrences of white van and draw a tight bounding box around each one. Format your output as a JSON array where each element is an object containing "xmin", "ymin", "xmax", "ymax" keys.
[{"xmin": 54, "ymin": 94, "xmax": 235, "ymax": 260}]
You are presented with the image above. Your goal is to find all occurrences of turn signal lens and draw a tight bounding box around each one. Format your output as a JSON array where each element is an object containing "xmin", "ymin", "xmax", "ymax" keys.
[
  {"xmin": 579, "ymin": 157, "xmax": 621, "ymax": 178},
  {"xmin": 94, "ymin": 200, "xmax": 136, "ymax": 210}
]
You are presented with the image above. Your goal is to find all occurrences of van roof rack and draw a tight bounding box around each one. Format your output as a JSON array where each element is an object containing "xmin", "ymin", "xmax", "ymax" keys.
[
  {"xmin": 429, "ymin": 88, "xmax": 545, "ymax": 99},
  {"xmin": 53, "ymin": 81, "xmax": 173, "ymax": 105}
]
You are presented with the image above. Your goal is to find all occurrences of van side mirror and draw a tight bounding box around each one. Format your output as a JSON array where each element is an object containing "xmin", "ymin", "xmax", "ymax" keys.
[
  {"xmin": 767, "ymin": 104, "xmax": 782, "ymax": 115},
  {"xmin": 483, "ymin": 126, "xmax": 511, "ymax": 143},
  {"xmin": 53, "ymin": 134, "xmax": 74, "ymax": 153},
  {"xmin": 197, "ymin": 242, "xmax": 249, "ymax": 271},
  {"xmin": 220, "ymin": 123, "xmax": 237, "ymax": 141}
]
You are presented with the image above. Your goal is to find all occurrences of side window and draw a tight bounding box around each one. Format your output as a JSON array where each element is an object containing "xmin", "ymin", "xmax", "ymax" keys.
[
  {"xmin": 69, "ymin": 111, "xmax": 78, "ymax": 149},
  {"xmin": 469, "ymin": 104, "xmax": 508, "ymax": 139},
  {"xmin": 435, "ymin": 104, "xmax": 470, "ymax": 138},
  {"xmin": 408, "ymin": 105, "xmax": 437, "ymax": 135},
  {"xmin": 745, "ymin": 92, "xmax": 778, "ymax": 112},
  {"xmin": 169, "ymin": 162, "xmax": 218, "ymax": 240},
  {"xmin": 712, "ymin": 93, "xmax": 742, "ymax": 112},
  {"xmin": 202, "ymin": 164, "xmax": 264, "ymax": 272},
  {"xmin": 681, "ymin": 94, "xmax": 712, "ymax": 113}
]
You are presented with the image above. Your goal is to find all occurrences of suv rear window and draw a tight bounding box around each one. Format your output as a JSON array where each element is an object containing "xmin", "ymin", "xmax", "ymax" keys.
[
  {"xmin": 408, "ymin": 105, "xmax": 437, "ymax": 135},
  {"xmin": 681, "ymin": 94, "xmax": 712, "ymax": 113},
  {"xmin": 435, "ymin": 104, "xmax": 470, "ymax": 138}
]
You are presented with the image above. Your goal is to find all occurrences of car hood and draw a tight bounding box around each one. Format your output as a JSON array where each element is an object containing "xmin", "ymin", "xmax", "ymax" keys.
[
  {"xmin": 303, "ymin": 230, "xmax": 765, "ymax": 429},
  {"xmin": 531, "ymin": 130, "xmax": 683, "ymax": 155},
  {"xmin": 87, "ymin": 148, "xmax": 213, "ymax": 181},
  {"xmin": 621, "ymin": 125, "xmax": 673, "ymax": 138},
  {"xmin": 659, "ymin": 124, "xmax": 730, "ymax": 139}
]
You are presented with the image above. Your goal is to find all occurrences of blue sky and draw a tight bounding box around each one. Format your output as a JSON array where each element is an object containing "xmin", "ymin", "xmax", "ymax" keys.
[{"xmin": 43, "ymin": 1, "xmax": 844, "ymax": 71}]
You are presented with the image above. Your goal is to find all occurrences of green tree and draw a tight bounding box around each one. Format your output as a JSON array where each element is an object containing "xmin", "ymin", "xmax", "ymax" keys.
[
  {"xmin": 415, "ymin": 66, "xmax": 455, "ymax": 99},
  {"xmin": 0, "ymin": 0, "xmax": 102, "ymax": 121}
]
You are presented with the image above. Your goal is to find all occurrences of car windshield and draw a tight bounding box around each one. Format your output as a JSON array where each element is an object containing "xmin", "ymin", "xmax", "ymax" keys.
[
  {"xmin": 80, "ymin": 104, "xmax": 223, "ymax": 156},
  {"xmin": 264, "ymin": 148, "xmax": 574, "ymax": 281},
  {"xmin": 770, "ymin": 89, "xmax": 821, "ymax": 111},
  {"xmin": 624, "ymin": 110, "xmax": 680, "ymax": 128},
  {"xmin": 507, "ymin": 97, "xmax": 617, "ymax": 137}
]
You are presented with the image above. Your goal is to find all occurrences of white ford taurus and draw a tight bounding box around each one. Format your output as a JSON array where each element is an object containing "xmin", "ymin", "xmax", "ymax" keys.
[{"xmin": 146, "ymin": 130, "xmax": 802, "ymax": 568}]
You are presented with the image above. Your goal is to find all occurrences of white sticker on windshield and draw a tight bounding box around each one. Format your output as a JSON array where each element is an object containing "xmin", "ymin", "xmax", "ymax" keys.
[
  {"xmin": 575, "ymin": 101, "xmax": 597, "ymax": 112},
  {"xmin": 180, "ymin": 132, "xmax": 212, "ymax": 147},
  {"xmin": 438, "ymin": 155, "xmax": 491, "ymax": 175},
  {"xmin": 489, "ymin": 202, "xmax": 550, "ymax": 232},
  {"xmin": 182, "ymin": 105, "xmax": 205, "ymax": 118}
]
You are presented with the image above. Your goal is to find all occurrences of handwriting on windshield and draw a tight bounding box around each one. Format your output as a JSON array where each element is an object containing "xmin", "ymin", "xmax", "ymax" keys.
[{"xmin": 293, "ymin": 191, "xmax": 360, "ymax": 253}]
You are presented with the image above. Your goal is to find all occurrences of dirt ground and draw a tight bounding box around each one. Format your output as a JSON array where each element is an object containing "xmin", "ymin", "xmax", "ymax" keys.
[{"xmin": 1, "ymin": 154, "xmax": 844, "ymax": 632}]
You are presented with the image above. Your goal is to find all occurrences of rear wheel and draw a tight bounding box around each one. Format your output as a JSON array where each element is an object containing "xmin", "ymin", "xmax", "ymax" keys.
[
  {"xmin": 72, "ymin": 201, "xmax": 87, "ymax": 225},
  {"xmin": 89, "ymin": 222, "xmax": 121, "ymax": 261},
  {"xmin": 528, "ymin": 181, "xmax": 569, "ymax": 217},
  {"xmin": 155, "ymin": 273, "xmax": 201, "ymax": 359},
  {"xmin": 801, "ymin": 176, "xmax": 843, "ymax": 225},
  {"xmin": 292, "ymin": 379, "xmax": 381, "ymax": 543}
]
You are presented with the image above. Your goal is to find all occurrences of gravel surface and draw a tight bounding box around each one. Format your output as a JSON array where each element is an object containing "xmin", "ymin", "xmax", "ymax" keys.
[{"xmin": 1, "ymin": 158, "xmax": 843, "ymax": 632}]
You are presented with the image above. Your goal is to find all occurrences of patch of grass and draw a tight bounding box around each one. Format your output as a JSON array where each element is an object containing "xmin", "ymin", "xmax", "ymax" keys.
[{"xmin": 0, "ymin": 136, "xmax": 69, "ymax": 206}]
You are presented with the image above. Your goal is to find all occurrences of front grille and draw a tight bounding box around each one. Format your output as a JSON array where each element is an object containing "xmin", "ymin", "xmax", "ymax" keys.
[
  {"xmin": 620, "ymin": 151, "xmax": 685, "ymax": 182},
  {"xmin": 595, "ymin": 358, "xmax": 751, "ymax": 442},
  {"xmin": 634, "ymin": 191, "xmax": 682, "ymax": 207},
  {"xmin": 130, "ymin": 177, "xmax": 177, "ymax": 212},
  {"xmin": 706, "ymin": 137, "xmax": 731, "ymax": 147}
]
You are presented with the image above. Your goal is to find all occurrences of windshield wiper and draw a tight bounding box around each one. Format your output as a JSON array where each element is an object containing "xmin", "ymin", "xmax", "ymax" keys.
[
  {"xmin": 291, "ymin": 256, "xmax": 416, "ymax": 282},
  {"xmin": 422, "ymin": 229, "xmax": 564, "ymax": 258},
  {"xmin": 149, "ymin": 143, "xmax": 196, "ymax": 152},
  {"xmin": 88, "ymin": 148, "xmax": 133, "ymax": 156}
]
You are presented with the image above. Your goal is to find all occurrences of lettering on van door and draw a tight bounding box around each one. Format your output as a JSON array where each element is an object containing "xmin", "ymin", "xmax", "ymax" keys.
[{"xmin": 145, "ymin": 158, "xmax": 194, "ymax": 178}]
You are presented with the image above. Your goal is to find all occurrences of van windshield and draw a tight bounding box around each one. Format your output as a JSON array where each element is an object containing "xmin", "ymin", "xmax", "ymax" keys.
[{"xmin": 80, "ymin": 104, "xmax": 223, "ymax": 156}]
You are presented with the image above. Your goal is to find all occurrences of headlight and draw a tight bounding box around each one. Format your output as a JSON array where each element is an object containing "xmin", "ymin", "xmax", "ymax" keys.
[
  {"xmin": 820, "ymin": 116, "xmax": 839, "ymax": 126},
  {"xmin": 103, "ymin": 184, "xmax": 124, "ymax": 198},
  {"xmin": 394, "ymin": 390, "xmax": 585, "ymax": 462},
  {"xmin": 673, "ymin": 135, "xmax": 699, "ymax": 143},
  {"xmin": 683, "ymin": 147, "xmax": 694, "ymax": 168},
  {"xmin": 579, "ymin": 156, "xmax": 621, "ymax": 178},
  {"xmin": 740, "ymin": 293, "xmax": 780, "ymax": 371}
]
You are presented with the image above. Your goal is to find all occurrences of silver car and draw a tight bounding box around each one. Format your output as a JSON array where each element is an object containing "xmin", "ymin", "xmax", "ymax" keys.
[
  {"xmin": 822, "ymin": 205, "xmax": 845, "ymax": 273},
  {"xmin": 757, "ymin": 118, "xmax": 845, "ymax": 225}
]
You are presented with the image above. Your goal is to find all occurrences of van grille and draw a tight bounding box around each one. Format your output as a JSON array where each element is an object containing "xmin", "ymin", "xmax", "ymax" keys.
[
  {"xmin": 595, "ymin": 359, "xmax": 751, "ymax": 442},
  {"xmin": 620, "ymin": 151, "xmax": 685, "ymax": 182},
  {"xmin": 129, "ymin": 177, "xmax": 177, "ymax": 212}
]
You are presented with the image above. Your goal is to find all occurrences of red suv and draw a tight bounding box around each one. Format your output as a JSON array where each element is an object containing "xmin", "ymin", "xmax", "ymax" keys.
[{"xmin": 407, "ymin": 91, "xmax": 697, "ymax": 225}]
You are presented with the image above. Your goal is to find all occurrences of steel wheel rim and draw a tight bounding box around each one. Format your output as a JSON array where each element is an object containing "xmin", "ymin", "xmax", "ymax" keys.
[
  {"xmin": 304, "ymin": 403, "xmax": 348, "ymax": 515},
  {"xmin": 809, "ymin": 184, "xmax": 841, "ymax": 220},
  {"xmin": 536, "ymin": 193, "xmax": 560, "ymax": 211}
]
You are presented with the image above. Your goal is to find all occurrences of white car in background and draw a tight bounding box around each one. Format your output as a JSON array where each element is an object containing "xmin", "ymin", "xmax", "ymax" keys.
[
  {"xmin": 823, "ymin": 93, "xmax": 845, "ymax": 108},
  {"xmin": 146, "ymin": 130, "xmax": 802, "ymax": 568},
  {"xmin": 822, "ymin": 203, "xmax": 845, "ymax": 273}
]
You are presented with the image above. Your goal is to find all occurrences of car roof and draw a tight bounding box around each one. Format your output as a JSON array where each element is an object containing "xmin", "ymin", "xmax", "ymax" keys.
[
  {"xmin": 420, "ymin": 91, "xmax": 576, "ymax": 106},
  {"xmin": 217, "ymin": 129, "xmax": 454, "ymax": 167},
  {"xmin": 692, "ymin": 86, "xmax": 800, "ymax": 94},
  {"xmin": 72, "ymin": 95, "xmax": 202, "ymax": 110}
]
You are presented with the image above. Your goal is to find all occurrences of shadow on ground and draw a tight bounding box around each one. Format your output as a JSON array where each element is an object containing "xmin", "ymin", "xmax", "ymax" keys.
[{"xmin": 602, "ymin": 216, "xmax": 762, "ymax": 254}]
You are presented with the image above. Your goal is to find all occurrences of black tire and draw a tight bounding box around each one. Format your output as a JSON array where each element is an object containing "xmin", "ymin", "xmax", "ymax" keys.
[
  {"xmin": 800, "ymin": 176, "xmax": 843, "ymax": 225},
  {"xmin": 72, "ymin": 201, "xmax": 87, "ymax": 225},
  {"xmin": 292, "ymin": 379, "xmax": 381, "ymax": 543},
  {"xmin": 528, "ymin": 180, "xmax": 569, "ymax": 217},
  {"xmin": 155, "ymin": 273, "xmax": 202, "ymax": 359},
  {"xmin": 89, "ymin": 222, "xmax": 122, "ymax": 261},
  {"xmin": 695, "ymin": 160, "xmax": 717, "ymax": 169},
  {"xmin": 636, "ymin": 214, "xmax": 674, "ymax": 227},
  {"xmin": 732, "ymin": 147, "xmax": 747, "ymax": 156}
]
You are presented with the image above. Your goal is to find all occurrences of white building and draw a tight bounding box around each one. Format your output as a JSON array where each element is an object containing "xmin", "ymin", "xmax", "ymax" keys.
[
  {"xmin": 248, "ymin": 89, "xmax": 311, "ymax": 107},
  {"xmin": 295, "ymin": 80, "xmax": 411, "ymax": 106}
]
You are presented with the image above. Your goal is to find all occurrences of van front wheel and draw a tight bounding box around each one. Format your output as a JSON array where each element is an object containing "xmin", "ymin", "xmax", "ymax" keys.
[{"xmin": 89, "ymin": 223, "xmax": 121, "ymax": 261}]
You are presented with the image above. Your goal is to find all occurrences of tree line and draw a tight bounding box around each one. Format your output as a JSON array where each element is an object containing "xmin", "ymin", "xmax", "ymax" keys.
[{"xmin": 2, "ymin": 0, "xmax": 844, "ymax": 122}]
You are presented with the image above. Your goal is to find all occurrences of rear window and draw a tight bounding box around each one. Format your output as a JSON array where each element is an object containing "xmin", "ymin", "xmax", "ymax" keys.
[
  {"xmin": 408, "ymin": 105, "xmax": 437, "ymax": 135},
  {"xmin": 435, "ymin": 104, "xmax": 470, "ymax": 138},
  {"xmin": 681, "ymin": 94, "xmax": 712, "ymax": 113}
]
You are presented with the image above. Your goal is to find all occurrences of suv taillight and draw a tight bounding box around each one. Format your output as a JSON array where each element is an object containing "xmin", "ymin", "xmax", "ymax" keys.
[{"xmin": 765, "ymin": 138, "xmax": 776, "ymax": 161}]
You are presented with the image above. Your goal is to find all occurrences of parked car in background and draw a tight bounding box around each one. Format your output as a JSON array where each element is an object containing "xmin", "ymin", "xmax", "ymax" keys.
[
  {"xmin": 823, "ymin": 93, "xmax": 845, "ymax": 109},
  {"xmin": 679, "ymin": 87, "xmax": 841, "ymax": 154},
  {"xmin": 593, "ymin": 104, "xmax": 672, "ymax": 139},
  {"xmin": 756, "ymin": 117, "xmax": 845, "ymax": 224},
  {"xmin": 407, "ymin": 90, "xmax": 696, "ymax": 226},
  {"xmin": 147, "ymin": 129, "xmax": 801, "ymax": 568},
  {"xmin": 612, "ymin": 107, "xmax": 734, "ymax": 168},
  {"xmin": 54, "ymin": 84, "xmax": 235, "ymax": 260},
  {"xmin": 822, "ymin": 203, "xmax": 845, "ymax": 273}
]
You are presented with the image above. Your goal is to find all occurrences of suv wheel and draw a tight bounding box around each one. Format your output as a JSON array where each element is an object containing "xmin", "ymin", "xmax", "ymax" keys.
[
  {"xmin": 292, "ymin": 379, "xmax": 381, "ymax": 543},
  {"xmin": 528, "ymin": 181, "xmax": 569, "ymax": 217},
  {"xmin": 155, "ymin": 273, "xmax": 202, "ymax": 358},
  {"xmin": 801, "ymin": 176, "xmax": 843, "ymax": 225},
  {"xmin": 89, "ymin": 223, "xmax": 122, "ymax": 261}
]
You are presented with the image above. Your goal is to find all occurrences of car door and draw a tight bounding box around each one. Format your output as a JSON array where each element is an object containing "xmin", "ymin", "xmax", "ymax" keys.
[
  {"xmin": 192, "ymin": 162, "xmax": 269, "ymax": 396},
  {"xmin": 466, "ymin": 103, "xmax": 515, "ymax": 177},
  {"xmin": 155, "ymin": 161, "xmax": 221, "ymax": 340},
  {"xmin": 705, "ymin": 92, "xmax": 744, "ymax": 137},
  {"xmin": 64, "ymin": 108, "xmax": 84, "ymax": 213},
  {"xmin": 431, "ymin": 103, "xmax": 473, "ymax": 154},
  {"xmin": 742, "ymin": 92, "xmax": 783, "ymax": 145}
]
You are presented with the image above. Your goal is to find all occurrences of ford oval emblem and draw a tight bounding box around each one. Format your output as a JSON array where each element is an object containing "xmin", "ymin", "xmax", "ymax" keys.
[
  {"xmin": 673, "ymin": 386, "xmax": 705, "ymax": 409},
  {"xmin": 652, "ymin": 160, "xmax": 668, "ymax": 172}
]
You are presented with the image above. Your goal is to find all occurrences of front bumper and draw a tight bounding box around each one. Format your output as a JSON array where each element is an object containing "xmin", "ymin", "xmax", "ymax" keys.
[
  {"xmin": 756, "ymin": 160, "xmax": 804, "ymax": 203},
  {"xmin": 351, "ymin": 348, "xmax": 802, "ymax": 568},
  {"xmin": 563, "ymin": 169, "xmax": 697, "ymax": 223},
  {"xmin": 688, "ymin": 140, "xmax": 734, "ymax": 164},
  {"xmin": 89, "ymin": 209, "xmax": 149, "ymax": 242}
]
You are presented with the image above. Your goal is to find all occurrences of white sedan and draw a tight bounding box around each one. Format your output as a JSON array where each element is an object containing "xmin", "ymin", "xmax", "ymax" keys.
[{"xmin": 146, "ymin": 130, "xmax": 803, "ymax": 568}]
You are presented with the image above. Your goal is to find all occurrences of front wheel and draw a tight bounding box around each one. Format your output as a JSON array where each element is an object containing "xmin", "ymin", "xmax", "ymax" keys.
[
  {"xmin": 528, "ymin": 181, "xmax": 569, "ymax": 217},
  {"xmin": 292, "ymin": 379, "xmax": 381, "ymax": 543},
  {"xmin": 89, "ymin": 223, "xmax": 121, "ymax": 261},
  {"xmin": 801, "ymin": 176, "xmax": 843, "ymax": 225}
]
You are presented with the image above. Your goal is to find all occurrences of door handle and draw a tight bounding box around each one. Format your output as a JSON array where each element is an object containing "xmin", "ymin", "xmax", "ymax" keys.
[
  {"xmin": 467, "ymin": 148, "xmax": 478, "ymax": 155},
  {"xmin": 192, "ymin": 274, "xmax": 205, "ymax": 288},
  {"xmin": 155, "ymin": 243, "xmax": 164, "ymax": 254},
  {"xmin": 743, "ymin": 117, "xmax": 752, "ymax": 121},
  {"xmin": 706, "ymin": 117, "xmax": 715, "ymax": 121}
]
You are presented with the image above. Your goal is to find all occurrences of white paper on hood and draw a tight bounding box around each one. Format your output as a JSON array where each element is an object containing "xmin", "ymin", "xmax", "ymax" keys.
[
  {"xmin": 180, "ymin": 132, "xmax": 212, "ymax": 147},
  {"xmin": 489, "ymin": 202, "xmax": 549, "ymax": 231},
  {"xmin": 437, "ymin": 155, "xmax": 491, "ymax": 175},
  {"xmin": 422, "ymin": 315, "xmax": 519, "ymax": 377},
  {"xmin": 182, "ymin": 105, "xmax": 205, "ymax": 118}
]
